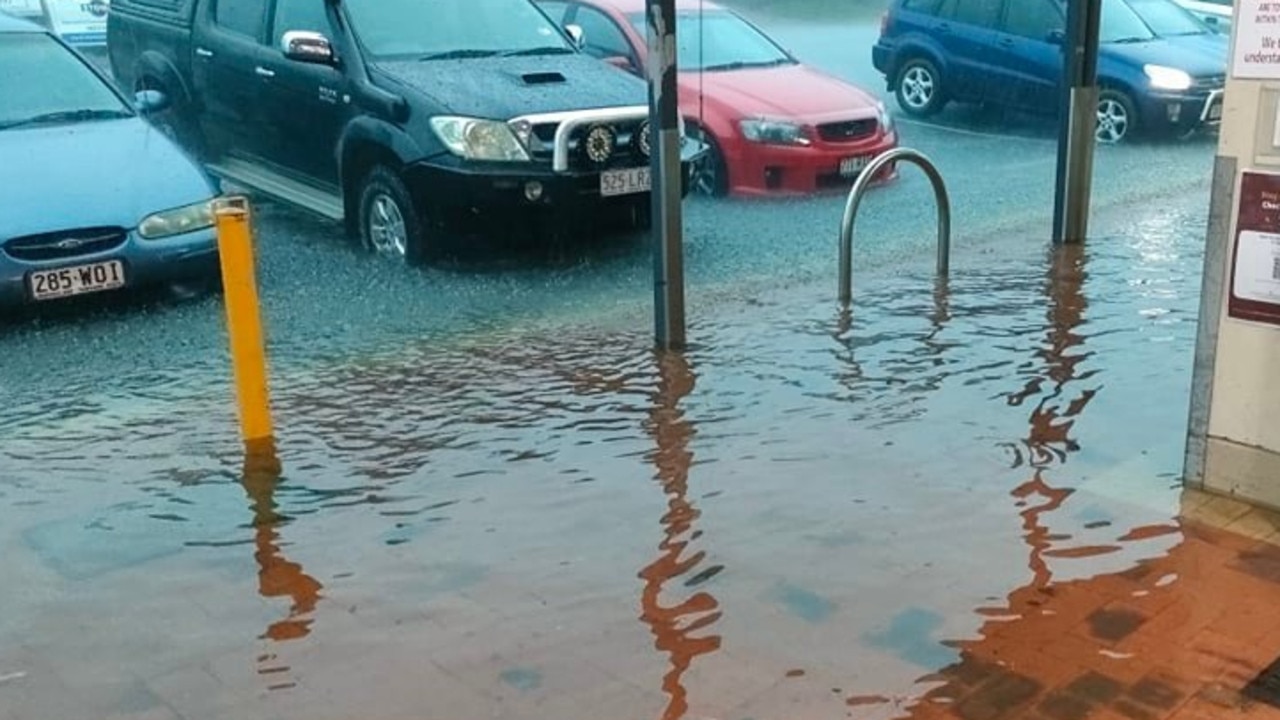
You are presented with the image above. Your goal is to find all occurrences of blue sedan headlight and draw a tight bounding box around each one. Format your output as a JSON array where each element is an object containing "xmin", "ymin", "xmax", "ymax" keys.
[{"xmin": 138, "ymin": 201, "xmax": 216, "ymax": 239}]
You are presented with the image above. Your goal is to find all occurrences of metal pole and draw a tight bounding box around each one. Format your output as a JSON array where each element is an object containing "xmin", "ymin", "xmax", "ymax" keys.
[
  {"xmin": 214, "ymin": 197, "xmax": 277, "ymax": 463},
  {"xmin": 1052, "ymin": 0, "xmax": 1102, "ymax": 244},
  {"xmin": 839, "ymin": 147, "xmax": 951, "ymax": 305},
  {"xmin": 647, "ymin": 0, "xmax": 686, "ymax": 350}
]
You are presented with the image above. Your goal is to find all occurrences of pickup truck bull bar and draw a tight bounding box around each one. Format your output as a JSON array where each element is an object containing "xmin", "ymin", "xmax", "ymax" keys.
[{"xmin": 511, "ymin": 106, "xmax": 652, "ymax": 172}]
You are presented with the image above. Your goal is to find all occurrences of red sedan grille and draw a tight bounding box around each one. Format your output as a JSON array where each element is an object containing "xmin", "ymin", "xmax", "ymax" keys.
[{"xmin": 818, "ymin": 119, "xmax": 879, "ymax": 143}]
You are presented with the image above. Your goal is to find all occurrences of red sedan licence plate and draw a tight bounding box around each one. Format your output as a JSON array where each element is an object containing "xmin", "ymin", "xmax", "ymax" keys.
[{"xmin": 840, "ymin": 155, "xmax": 872, "ymax": 178}]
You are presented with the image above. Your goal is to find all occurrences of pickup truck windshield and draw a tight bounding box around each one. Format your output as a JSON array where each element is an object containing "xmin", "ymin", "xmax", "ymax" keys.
[
  {"xmin": 0, "ymin": 33, "xmax": 129, "ymax": 130},
  {"xmin": 626, "ymin": 10, "xmax": 794, "ymax": 71},
  {"xmin": 345, "ymin": 0, "xmax": 573, "ymax": 60}
]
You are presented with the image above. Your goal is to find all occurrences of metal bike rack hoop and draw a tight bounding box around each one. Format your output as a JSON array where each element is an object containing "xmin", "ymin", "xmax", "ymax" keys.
[{"xmin": 838, "ymin": 147, "xmax": 951, "ymax": 305}]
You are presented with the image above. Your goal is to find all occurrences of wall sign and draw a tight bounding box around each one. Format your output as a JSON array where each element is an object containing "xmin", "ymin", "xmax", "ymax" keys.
[
  {"xmin": 46, "ymin": 0, "xmax": 109, "ymax": 47},
  {"xmin": 0, "ymin": 0, "xmax": 44, "ymax": 17},
  {"xmin": 1231, "ymin": 171, "xmax": 1280, "ymax": 325},
  {"xmin": 1233, "ymin": 0, "xmax": 1280, "ymax": 78}
]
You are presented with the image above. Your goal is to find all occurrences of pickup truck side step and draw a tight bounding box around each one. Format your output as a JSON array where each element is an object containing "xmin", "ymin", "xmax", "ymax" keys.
[{"xmin": 206, "ymin": 158, "xmax": 345, "ymax": 222}]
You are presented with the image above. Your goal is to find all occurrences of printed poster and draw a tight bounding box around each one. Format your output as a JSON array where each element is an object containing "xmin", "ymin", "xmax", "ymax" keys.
[
  {"xmin": 1234, "ymin": 0, "xmax": 1280, "ymax": 78},
  {"xmin": 1230, "ymin": 171, "xmax": 1280, "ymax": 325},
  {"xmin": 46, "ymin": 0, "xmax": 109, "ymax": 47}
]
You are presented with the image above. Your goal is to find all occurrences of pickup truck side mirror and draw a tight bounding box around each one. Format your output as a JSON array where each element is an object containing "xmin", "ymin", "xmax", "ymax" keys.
[
  {"xmin": 134, "ymin": 89, "xmax": 170, "ymax": 115},
  {"xmin": 282, "ymin": 30, "xmax": 337, "ymax": 65},
  {"xmin": 565, "ymin": 24, "xmax": 585, "ymax": 50}
]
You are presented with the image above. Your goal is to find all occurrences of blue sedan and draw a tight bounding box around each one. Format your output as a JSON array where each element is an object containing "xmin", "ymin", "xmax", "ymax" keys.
[
  {"xmin": 872, "ymin": 0, "xmax": 1227, "ymax": 142},
  {"xmin": 0, "ymin": 12, "xmax": 219, "ymax": 309}
]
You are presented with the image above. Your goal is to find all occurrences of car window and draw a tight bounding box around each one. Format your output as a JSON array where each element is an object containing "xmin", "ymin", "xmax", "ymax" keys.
[
  {"xmin": 1002, "ymin": 0, "xmax": 1063, "ymax": 38},
  {"xmin": 272, "ymin": 0, "xmax": 333, "ymax": 44},
  {"xmin": 948, "ymin": 0, "xmax": 1002, "ymax": 27},
  {"xmin": 626, "ymin": 9, "xmax": 793, "ymax": 71},
  {"xmin": 538, "ymin": 0, "xmax": 571, "ymax": 24},
  {"xmin": 346, "ymin": 0, "xmax": 573, "ymax": 59},
  {"xmin": 215, "ymin": 0, "xmax": 266, "ymax": 38},
  {"xmin": 1125, "ymin": 0, "xmax": 1210, "ymax": 35},
  {"xmin": 0, "ymin": 33, "xmax": 129, "ymax": 129},
  {"xmin": 574, "ymin": 6, "xmax": 633, "ymax": 59},
  {"xmin": 902, "ymin": 0, "xmax": 944, "ymax": 14}
]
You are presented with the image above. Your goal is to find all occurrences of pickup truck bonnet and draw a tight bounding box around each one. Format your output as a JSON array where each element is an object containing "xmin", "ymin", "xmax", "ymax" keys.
[{"xmin": 374, "ymin": 53, "xmax": 648, "ymax": 119}]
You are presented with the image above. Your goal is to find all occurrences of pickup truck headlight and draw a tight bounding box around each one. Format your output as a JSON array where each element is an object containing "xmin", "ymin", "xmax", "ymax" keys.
[
  {"xmin": 1144, "ymin": 65, "xmax": 1193, "ymax": 91},
  {"xmin": 739, "ymin": 119, "xmax": 811, "ymax": 146},
  {"xmin": 138, "ymin": 200, "xmax": 215, "ymax": 239},
  {"xmin": 430, "ymin": 116, "xmax": 531, "ymax": 161}
]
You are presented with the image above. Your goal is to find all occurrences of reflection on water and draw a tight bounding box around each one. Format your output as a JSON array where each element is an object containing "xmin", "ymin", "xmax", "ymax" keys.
[
  {"xmin": 638, "ymin": 351, "xmax": 723, "ymax": 720},
  {"xmin": 0, "ymin": 208, "xmax": 1218, "ymax": 719},
  {"xmin": 241, "ymin": 447, "xmax": 324, "ymax": 691}
]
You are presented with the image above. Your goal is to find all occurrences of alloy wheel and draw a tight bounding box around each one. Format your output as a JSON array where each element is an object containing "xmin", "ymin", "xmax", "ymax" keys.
[
  {"xmin": 1096, "ymin": 98, "xmax": 1130, "ymax": 144},
  {"xmin": 901, "ymin": 66, "xmax": 935, "ymax": 111},
  {"xmin": 368, "ymin": 193, "xmax": 408, "ymax": 257}
]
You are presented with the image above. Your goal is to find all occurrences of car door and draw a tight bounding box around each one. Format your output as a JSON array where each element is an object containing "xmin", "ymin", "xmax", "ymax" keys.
[
  {"xmin": 987, "ymin": 0, "xmax": 1064, "ymax": 111},
  {"xmin": 191, "ymin": 0, "xmax": 272, "ymax": 159},
  {"xmin": 256, "ymin": 0, "xmax": 347, "ymax": 186},
  {"xmin": 934, "ymin": 0, "xmax": 1003, "ymax": 103}
]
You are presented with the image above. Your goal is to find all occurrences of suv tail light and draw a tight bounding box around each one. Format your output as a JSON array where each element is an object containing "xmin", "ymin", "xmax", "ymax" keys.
[{"xmin": 879, "ymin": 11, "xmax": 889, "ymax": 34}]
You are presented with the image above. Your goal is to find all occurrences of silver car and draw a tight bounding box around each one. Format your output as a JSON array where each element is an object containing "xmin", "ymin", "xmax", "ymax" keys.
[{"xmin": 0, "ymin": 12, "xmax": 219, "ymax": 309}]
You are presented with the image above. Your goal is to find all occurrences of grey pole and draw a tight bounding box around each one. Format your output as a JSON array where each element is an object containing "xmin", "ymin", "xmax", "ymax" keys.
[
  {"xmin": 1052, "ymin": 0, "xmax": 1102, "ymax": 244},
  {"xmin": 647, "ymin": 0, "xmax": 687, "ymax": 350}
]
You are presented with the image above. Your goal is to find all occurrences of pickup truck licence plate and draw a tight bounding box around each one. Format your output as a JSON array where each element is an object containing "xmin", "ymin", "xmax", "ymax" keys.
[
  {"xmin": 28, "ymin": 260, "xmax": 125, "ymax": 301},
  {"xmin": 601, "ymin": 167, "xmax": 650, "ymax": 197},
  {"xmin": 840, "ymin": 155, "xmax": 872, "ymax": 177}
]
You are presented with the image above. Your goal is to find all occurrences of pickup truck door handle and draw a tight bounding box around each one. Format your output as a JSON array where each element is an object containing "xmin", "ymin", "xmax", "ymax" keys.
[
  {"xmin": 254, "ymin": 66, "xmax": 276, "ymax": 78},
  {"xmin": 195, "ymin": 47, "xmax": 213, "ymax": 58}
]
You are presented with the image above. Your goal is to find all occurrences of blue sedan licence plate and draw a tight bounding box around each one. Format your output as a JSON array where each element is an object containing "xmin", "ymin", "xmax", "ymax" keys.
[{"xmin": 29, "ymin": 260, "xmax": 125, "ymax": 301}]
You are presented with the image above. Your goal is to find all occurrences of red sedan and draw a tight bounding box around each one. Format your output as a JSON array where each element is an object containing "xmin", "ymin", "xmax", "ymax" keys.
[{"xmin": 537, "ymin": 0, "xmax": 899, "ymax": 196}]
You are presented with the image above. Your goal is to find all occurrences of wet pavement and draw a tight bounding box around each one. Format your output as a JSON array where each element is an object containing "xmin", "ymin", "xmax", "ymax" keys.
[
  {"xmin": 8, "ymin": 183, "xmax": 1280, "ymax": 720},
  {"xmin": 3, "ymin": 4, "xmax": 1262, "ymax": 720}
]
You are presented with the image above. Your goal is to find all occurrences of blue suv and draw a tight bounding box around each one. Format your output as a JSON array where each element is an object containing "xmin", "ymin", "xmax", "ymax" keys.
[{"xmin": 872, "ymin": 0, "xmax": 1227, "ymax": 142}]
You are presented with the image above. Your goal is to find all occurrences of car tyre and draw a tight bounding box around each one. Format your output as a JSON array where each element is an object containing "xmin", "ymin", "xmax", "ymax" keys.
[
  {"xmin": 358, "ymin": 165, "xmax": 436, "ymax": 265},
  {"xmin": 895, "ymin": 58, "xmax": 946, "ymax": 117},
  {"xmin": 1096, "ymin": 89, "xmax": 1138, "ymax": 144},
  {"xmin": 688, "ymin": 126, "xmax": 728, "ymax": 197}
]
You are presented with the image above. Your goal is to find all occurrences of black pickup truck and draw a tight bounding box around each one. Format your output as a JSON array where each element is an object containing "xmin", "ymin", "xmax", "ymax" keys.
[{"xmin": 107, "ymin": 0, "xmax": 701, "ymax": 262}]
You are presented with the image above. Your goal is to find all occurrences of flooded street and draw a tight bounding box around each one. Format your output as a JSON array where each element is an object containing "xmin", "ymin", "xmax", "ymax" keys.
[
  {"xmin": 6, "ymin": 3, "xmax": 1278, "ymax": 720},
  {"xmin": 8, "ymin": 183, "xmax": 1275, "ymax": 720}
]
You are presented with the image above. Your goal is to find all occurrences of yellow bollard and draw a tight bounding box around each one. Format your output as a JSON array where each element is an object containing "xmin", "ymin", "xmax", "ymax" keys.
[{"xmin": 214, "ymin": 197, "xmax": 277, "ymax": 466}]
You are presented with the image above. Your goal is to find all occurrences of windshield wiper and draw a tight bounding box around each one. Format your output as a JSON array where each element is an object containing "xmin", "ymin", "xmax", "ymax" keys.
[
  {"xmin": 0, "ymin": 108, "xmax": 131, "ymax": 131},
  {"xmin": 419, "ymin": 49, "xmax": 500, "ymax": 61},
  {"xmin": 702, "ymin": 58, "xmax": 791, "ymax": 71},
  {"xmin": 1110, "ymin": 36, "xmax": 1151, "ymax": 43},
  {"xmin": 501, "ymin": 46, "xmax": 575, "ymax": 57}
]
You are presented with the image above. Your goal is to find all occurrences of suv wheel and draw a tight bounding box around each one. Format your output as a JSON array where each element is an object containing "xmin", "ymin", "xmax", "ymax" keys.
[
  {"xmin": 1096, "ymin": 90, "xmax": 1137, "ymax": 144},
  {"xmin": 896, "ymin": 58, "xmax": 946, "ymax": 117},
  {"xmin": 358, "ymin": 165, "xmax": 434, "ymax": 265}
]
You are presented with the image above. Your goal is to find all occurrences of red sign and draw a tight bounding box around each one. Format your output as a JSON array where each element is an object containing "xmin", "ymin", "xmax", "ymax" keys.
[{"xmin": 1230, "ymin": 171, "xmax": 1280, "ymax": 326}]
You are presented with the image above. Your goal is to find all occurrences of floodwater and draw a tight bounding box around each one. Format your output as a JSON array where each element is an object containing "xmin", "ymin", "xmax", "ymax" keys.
[{"xmin": 7, "ymin": 187, "xmax": 1273, "ymax": 720}]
